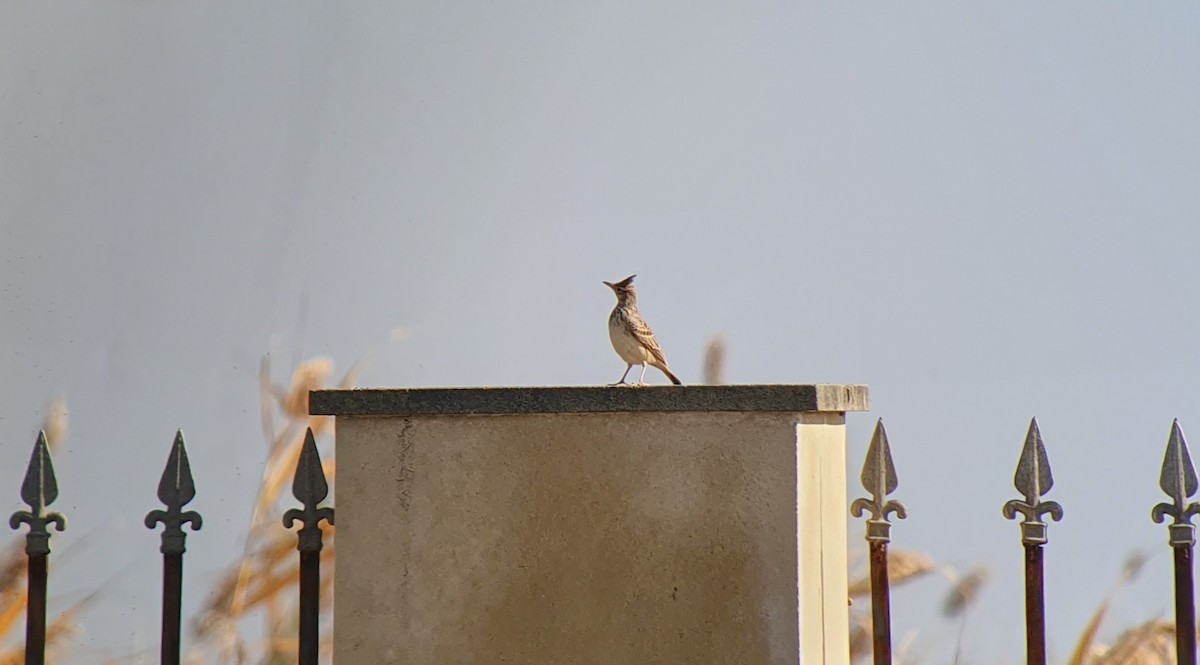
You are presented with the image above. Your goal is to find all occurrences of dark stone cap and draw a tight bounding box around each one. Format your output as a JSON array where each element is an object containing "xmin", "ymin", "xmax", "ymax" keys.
[{"xmin": 310, "ymin": 385, "xmax": 869, "ymax": 416}]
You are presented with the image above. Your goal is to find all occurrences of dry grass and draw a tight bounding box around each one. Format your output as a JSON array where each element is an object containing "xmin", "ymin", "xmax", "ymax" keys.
[
  {"xmin": 941, "ymin": 565, "xmax": 990, "ymax": 619},
  {"xmin": 1089, "ymin": 620, "xmax": 1174, "ymax": 665},
  {"xmin": 0, "ymin": 314, "xmax": 410, "ymax": 663},
  {"xmin": 847, "ymin": 549, "xmax": 937, "ymax": 599},
  {"xmin": 0, "ymin": 343, "xmax": 366, "ymax": 664},
  {"xmin": 1068, "ymin": 550, "xmax": 1157, "ymax": 665},
  {"xmin": 184, "ymin": 350, "xmax": 363, "ymax": 664},
  {"xmin": 848, "ymin": 551, "xmax": 983, "ymax": 663},
  {"xmin": 181, "ymin": 329, "xmax": 406, "ymax": 664},
  {"xmin": 846, "ymin": 547, "xmax": 1177, "ymax": 664}
]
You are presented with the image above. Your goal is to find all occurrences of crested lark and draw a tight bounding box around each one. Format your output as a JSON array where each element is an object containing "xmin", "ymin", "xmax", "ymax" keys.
[{"xmin": 603, "ymin": 274, "xmax": 682, "ymax": 385}]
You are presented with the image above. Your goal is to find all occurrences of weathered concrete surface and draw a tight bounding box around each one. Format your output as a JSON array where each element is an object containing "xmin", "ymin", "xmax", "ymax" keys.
[
  {"xmin": 324, "ymin": 386, "xmax": 865, "ymax": 665},
  {"xmin": 311, "ymin": 384, "xmax": 869, "ymax": 416}
]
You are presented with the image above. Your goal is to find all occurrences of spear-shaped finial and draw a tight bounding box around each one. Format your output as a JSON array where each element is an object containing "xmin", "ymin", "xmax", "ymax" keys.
[
  {"xmin": 851, "ymin": 419, "xmax": 907, "ymax": 543},
  {"xmin": 1003, "ymin": 418, "xmax": 1063, "ymax": 545},
  {"xmin": 283, "ymin": 428, "xmax": 335, "ymax": 552},
  {"xmin": 145, "ymin": 430, "xmax": 203, "ymax": 554},
  {"xmin": 1152, "ymin": 419, "xmax": 1200, "ymax": 546},
  {"xmin": 9, "ymin": 431, "xmax": 67, "ymax": 555}
]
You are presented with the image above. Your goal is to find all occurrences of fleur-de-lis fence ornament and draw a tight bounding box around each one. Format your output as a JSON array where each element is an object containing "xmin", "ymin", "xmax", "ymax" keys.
[
  {"xmin": 1003, "ymin": 418, "xmax": 1063, "ymax": 545},
  {"xmin": 850, "ymin": 419, "xmax": 907, "ymax": 665},
  {"xmin": 1152, "ymin": 420, "xmax": 1200, "ymax": 665},
  {"xmin": 851, "ymin": 419, "xmax": 907, "ymax": 543},
  {"xmin": 285, "ymin": 428, "xmax": 335, "ymax": 665},
  {"xmin": 144, "ymin": 430, "xmax": 203, "ymax": 665},
  {"xmin": 9, "ymin": 431, "xmax": 67, "ymax": 555},
  {"xmin": 1152, "ymin": 419, "xmax": 1200, "ymax": 547},
  {"xmin": 283, "ymin": 428, "xmax": 335, "ymax": 552},
  {"xmin": 145, "ymin": 430, "xmax": 203, "ymax": 554}
]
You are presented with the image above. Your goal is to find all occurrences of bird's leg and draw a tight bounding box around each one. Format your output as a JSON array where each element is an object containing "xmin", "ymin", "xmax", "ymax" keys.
[
  {"xmin": 636, "ymin": 364, "xmax": 648, "ymax": 385},
  {"xmin": 609, "ymin": 364, "xmax": 633, "ymax": 386}
]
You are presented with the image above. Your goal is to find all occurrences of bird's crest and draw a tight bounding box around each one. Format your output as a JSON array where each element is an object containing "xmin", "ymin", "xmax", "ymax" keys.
[{"xmin": 604, "ymin": 274, "xmax": 637, "ymax": 291}]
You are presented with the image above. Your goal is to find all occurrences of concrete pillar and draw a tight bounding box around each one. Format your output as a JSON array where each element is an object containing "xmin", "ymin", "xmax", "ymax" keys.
[{"xmin": 311, "ymin": 385, "xmax": 868, "ymax": 665}]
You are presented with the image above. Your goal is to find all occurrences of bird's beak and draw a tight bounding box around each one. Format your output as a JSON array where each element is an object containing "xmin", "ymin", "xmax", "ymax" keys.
[{"xmin": 602, "ymin": 281, "xmax": 613, "ymax": 288}]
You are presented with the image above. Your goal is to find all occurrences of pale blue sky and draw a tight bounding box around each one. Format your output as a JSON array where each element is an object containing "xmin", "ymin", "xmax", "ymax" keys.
[{"xmin": 3, "ymin": 1, "xmax": 1200, "ymax": 662}]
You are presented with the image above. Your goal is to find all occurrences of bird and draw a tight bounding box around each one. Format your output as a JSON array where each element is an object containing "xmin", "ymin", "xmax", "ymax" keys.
[{"xmin": 603, "ymin": 274, "xmax": 682, "ymax": 385}]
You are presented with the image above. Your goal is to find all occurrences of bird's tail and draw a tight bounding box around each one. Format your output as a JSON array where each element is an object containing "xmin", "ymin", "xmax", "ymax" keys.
[{"xmin": 659, "ymin": 366, "xmax": 682, "ymax": 385}]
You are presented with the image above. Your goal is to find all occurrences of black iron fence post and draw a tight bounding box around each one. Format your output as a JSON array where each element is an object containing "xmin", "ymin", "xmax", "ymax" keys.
[
  {"xmin": 1152, "ymin": 419, "xmax": 1198, "ymax": 665},
  {"xmin": 7, "ymin": 431, "xmax": 67, "ymax": 665},
  {"xmin": 1002, "ymin": 418, "xmax": 1063, "ymax": 665},
  {"xmin": 145, "ymin": 430, "xmax": 203, "ymax": 665},
  {"xmin": 283, "ymin": 428, "xmax": 335, "ymax": 665},
  {"xmin": 850, "ymin": 419, "xmax": 907, "ymax": 665}
]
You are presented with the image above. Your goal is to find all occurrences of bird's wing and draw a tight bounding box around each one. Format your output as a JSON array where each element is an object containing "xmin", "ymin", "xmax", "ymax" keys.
[{"xmin": 630, "ymin": 317, "xmax": 670, "ymax": 367}]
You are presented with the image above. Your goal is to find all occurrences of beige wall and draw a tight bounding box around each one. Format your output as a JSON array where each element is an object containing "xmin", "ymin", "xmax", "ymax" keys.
[{"xmin": 334, "ymin": 410, "xmax": 849, "ymax": 664}]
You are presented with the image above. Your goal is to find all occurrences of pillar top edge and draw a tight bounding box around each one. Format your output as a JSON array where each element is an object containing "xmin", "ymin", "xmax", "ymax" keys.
[{"xmin": 310, "ymin": 384, "xmax": 869, "ymax": 417}]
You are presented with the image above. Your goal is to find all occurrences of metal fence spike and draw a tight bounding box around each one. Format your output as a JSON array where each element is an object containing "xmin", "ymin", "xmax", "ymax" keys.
[
  {"xmin": 850, "ymin": 418, "xmax": 905, "ymax": 664},
  {"xmin": 157, "ymin": 430, "xmax": 197, "ymax": 508},
  {"xmin": 850, "ymin": 419, "xmax": 907, "ymax": 544},
  {"xmin": 860, "ymin": 418, "xmax": 899, "ymax": 497},
  {"xmin": 283, "ymin": 428, "xmax": 335, "ymax": 553},
  {"xmin": 9, "ymin": 430, "xmax": 67, "ymax": 556},
  {"xmin": 292, "ymin": 428, "xmax": 330, "ymax": 507},
  {"xmin": 21, "ymin": 430, "xmax": 58, "ymax": 510},
  {"xmin": 1014, "ymin": 417, "xmax": 1054, "ymax": 503},
  {"xmin": 145, "ymin": 430, "xmax": 202, "ymax": 555},
  {"xmin": 1002, "ymin": 419, "xmax": 1061, "ymax": 664},
  {"xmin": 1151, "ymin": 419, "xmax": 1200, "ymax": 664},
  {"xmin": 1152, "ymin": 420, "xmax": 1200, "ymax": 545},
  {"xmin": 1003, "ymin": 418, "xmax": 1063, "ymax": 545},
  {"xmin": 284, "ymin": 428, "xmax": 336, "ymax": 665},
  {"xmin": 1159, "ymin": 419, "xmax": 1198, "ymax": 505},
  {"xmin": 284, "ymin": 427, "xmax": 336, "ymax": 665}
]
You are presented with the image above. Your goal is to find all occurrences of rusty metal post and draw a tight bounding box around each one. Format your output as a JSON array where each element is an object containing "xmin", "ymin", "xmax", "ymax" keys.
[
  {"xmin": 8, "ymin": 431, "xmax": 67, "ymax": 665},
  {"xmin": 25, "ymin": 553, "xmax": 48, "ymax": 665},
  {"xmin": 1175, "ymin": 546, "xmax": 1197, "ymax": 665},
  {"xmin": 1152, "ymin": 419, "xmax": 1198, "ymax": 665},
  {"xmin": 1022, "ymin": 543, "xmax": 1046, "ymax": 665},
  {"xmin": 145, "ymin": 430, "xmax": 203, "ymax": 665},
  {"xmin": 1003, "ymin": 418, "xmax": 1062, "ymax": 665},
  {"xmin": 851, "ymin": 419, "xmax": 907, "ymax": 665},
  {"xmin": 867, "ymin": 543, "xmax": 890, "ymax": 663},
  {"xmin": 299, "ymin": 548, "xmax": 320, "ymax": 664},
  {"xmin": 160, "ymin": 554, "xmax": 183, "ymax": 665},
  {"xmin": 283, "ymin": 428, "xmax": 335, "ymax": 665}
]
